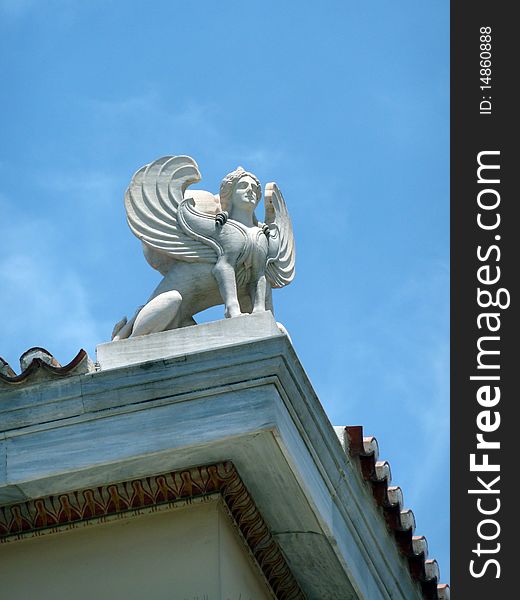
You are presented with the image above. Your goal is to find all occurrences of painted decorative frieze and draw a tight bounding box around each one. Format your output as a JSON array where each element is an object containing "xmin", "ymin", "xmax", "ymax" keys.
[{"xmin": 0, "ymin": 461, "xmax": 304, "ymax": 600}]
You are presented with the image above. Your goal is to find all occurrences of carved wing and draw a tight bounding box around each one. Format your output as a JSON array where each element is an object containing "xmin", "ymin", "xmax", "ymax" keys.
[
  {"xmin": 125, "ymin": 156, "xmax": 218, "ymax": 274},
  {"xmin": 264, "ymin": 183, "xmax": 296, "ymax": 288}
]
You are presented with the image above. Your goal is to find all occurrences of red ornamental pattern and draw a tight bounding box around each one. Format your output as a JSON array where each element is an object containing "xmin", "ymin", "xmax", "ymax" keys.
[{"xmin": 0, "ymin": 462, "xmax": 304, "ymax": 600}]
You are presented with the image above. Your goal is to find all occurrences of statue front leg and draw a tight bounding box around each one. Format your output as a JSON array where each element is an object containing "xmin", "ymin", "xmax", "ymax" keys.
[
  {"xmin": 250, "ymin": 274, "xmax": 267, "ymax": 313},
  {"xmin": 212, "ymin": 256, "xmax": 242, "ymax": 318}
]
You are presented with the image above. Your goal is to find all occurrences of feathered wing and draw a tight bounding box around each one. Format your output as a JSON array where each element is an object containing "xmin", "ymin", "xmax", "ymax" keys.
[
  {"xmin": 264, "ymin": 183, "xmax": 296, "ymax": 288},
  {"xmin": 125, "ymin": 156, "xmax": 218, "ymax": 274}
]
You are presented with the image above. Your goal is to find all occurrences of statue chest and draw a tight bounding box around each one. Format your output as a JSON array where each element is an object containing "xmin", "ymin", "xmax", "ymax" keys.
[
  {"xmin": 239, "ymin": 226, "xmax": 268, "ymax": 266},
  {"xmin": 231, "ymin": 226, "xmax": 269, "ymax": 286}
]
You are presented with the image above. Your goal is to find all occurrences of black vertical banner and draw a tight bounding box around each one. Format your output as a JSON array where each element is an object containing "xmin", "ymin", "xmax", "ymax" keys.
[{"xmin": 451, "ymin": 2, "xmax": 516, "ymax": 597}]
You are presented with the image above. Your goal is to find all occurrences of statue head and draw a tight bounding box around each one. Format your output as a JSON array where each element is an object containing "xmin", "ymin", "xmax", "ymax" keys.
[{"xmin": 219, "ymin": 167, "xmax": 261, "ymax": 214}]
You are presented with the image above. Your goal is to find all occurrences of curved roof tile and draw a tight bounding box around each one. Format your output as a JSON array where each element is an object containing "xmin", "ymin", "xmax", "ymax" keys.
[
  {"xmin": 0, "ymin": 348, "xmax": 94, "ymax": 386},
  {"xmin": 340, "ymin": 425, "xmax": 449, "ymax": 600}
]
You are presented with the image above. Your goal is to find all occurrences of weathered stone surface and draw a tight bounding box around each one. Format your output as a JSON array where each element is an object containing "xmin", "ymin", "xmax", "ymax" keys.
[
  {"xmin": 1, "ymin": 314, "xmax": 422, "ymax": 600},
  {"xmin": 98, "ymin": 310, "xmax": 283, "ymax": 370}
]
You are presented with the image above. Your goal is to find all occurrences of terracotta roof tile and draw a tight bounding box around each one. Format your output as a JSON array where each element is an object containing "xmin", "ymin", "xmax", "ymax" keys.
[
  {"xmin": 0, "ymin": 348, "xmax": 94, "ymax": 386},
  {"xmin": 338, "ymin": 425, "xmax": 449, "ymax": 600}
]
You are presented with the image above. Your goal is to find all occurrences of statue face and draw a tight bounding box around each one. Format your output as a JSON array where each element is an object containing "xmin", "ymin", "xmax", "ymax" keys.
[{"xmin": 231, "ymin": 175, "xmax": 260, "ymax": 211}]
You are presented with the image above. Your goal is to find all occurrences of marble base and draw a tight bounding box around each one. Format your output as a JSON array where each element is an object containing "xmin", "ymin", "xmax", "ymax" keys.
[{"xmin": 97, "ymin": 311, "xmax": 283, "ymax": 370}]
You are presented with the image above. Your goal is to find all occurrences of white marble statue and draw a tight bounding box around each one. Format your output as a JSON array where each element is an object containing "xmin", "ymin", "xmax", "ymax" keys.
[{"xmin": 112, "ymin": 155, "xmax": 295, "ymax": 339}]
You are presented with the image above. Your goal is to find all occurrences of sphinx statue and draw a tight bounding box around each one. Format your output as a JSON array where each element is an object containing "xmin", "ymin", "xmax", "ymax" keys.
[{"xmin": 112, "ymin": 155, "xmax": 295, "ymax": 339}]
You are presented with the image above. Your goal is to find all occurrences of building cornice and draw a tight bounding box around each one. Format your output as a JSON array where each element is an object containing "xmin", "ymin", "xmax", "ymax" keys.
[{"xmin": 1, "ymin": 314, "xmax": 446, "ymax": 599}]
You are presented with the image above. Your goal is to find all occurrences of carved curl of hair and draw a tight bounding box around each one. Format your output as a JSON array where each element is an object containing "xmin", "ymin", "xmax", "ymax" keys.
[{"xmin": 219, "ymin": 166, "xmax": 261, "ymax": 213}]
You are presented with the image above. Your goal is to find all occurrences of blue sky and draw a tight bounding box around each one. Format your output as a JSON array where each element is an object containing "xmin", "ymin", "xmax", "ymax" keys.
[{"xmin": 0, "ymin": 0, "xmax": 449, "ymax": 583}]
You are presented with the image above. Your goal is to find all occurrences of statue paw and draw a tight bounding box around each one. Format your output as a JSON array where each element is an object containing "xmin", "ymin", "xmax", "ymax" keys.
[{"xmin": 111, "ymin": 317, "xmax": 128, "ymax": 340}]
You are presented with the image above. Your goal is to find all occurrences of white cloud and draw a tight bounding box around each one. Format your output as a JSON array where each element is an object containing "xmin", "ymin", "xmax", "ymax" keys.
[
  {"xmin": 0, "ymin": 196, "xmax": 108, "ymax": 370},
  {"xmin": 80, "ymin": 90, "xmax": 286, "ymax": 178},
  {"xmin": 39, "ymin": 170, "xmax": 119, "ymax": 202},
  {"xmin": 319, "ymin": 258, "xmax": 449, "ymax": 504}
]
